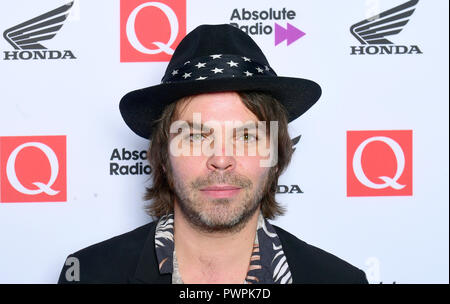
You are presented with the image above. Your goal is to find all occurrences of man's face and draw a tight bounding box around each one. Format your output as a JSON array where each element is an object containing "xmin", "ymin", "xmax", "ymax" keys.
[{"xmin": 168, "ymin": 92, "xmax": 272, "ymax": 233}]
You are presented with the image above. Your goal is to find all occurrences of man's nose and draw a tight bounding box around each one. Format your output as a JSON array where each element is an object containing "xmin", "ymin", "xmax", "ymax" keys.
[
  {"xmin": 205, "ymin": 128, "xmax": 236, "ymax": 171},
  {"xmin": 206, "ymin": 154, "xmax": 236, "ymax": 172}
]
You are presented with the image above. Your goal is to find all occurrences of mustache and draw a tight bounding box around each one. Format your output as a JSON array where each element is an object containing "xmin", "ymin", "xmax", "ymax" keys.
[{"xmin": 190, "ymin": 172, "xmax": 252, "ymax": 190}]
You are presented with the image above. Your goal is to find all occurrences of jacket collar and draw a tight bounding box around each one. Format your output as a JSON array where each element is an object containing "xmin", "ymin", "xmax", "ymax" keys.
[
  {"xmin": 128, "ymin": 221, "xmax": 171, "ymax": 284},
  {"xmin": 128, "ymin": 220, "xmax": 301, "ymax": 284},
  {"xmin": 273, "ymin": 225, "xmax": 311, "ymax": 284}
]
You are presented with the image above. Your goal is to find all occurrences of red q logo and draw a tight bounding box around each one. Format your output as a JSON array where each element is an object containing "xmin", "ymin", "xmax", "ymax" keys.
[
  {"xmin": 347, "ymin": 130, "xmax": 413, "ymax": 197},
  {"xmin": 120, "ymin": 0, "xmax": 186, "ymax": 62},
  {"xmin": 0, "ymin": 136, "xmax": 67, "ymax": 203}
]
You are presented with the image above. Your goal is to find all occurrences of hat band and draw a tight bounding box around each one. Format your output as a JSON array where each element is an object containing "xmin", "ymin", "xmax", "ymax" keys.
[{"xmin": 161, "ymin": 54, "xmax": 277, "ymax": 84}]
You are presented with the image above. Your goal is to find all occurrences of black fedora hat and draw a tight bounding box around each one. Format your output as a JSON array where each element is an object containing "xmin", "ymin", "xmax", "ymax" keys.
[{"xmin": 119, "ymin": 24, "xmax": 321, "ymax": 139}]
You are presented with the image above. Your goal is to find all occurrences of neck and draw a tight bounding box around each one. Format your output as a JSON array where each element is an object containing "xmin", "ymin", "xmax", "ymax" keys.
[{"xmin": 173, "ymin": 203, "xmax": 260, "ymax": 283}]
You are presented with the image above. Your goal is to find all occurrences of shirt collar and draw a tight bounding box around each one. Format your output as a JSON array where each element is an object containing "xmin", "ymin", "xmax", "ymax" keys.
[{"xmin": 154, "ymin": 212, "xmax": 292, "ymax": 284}]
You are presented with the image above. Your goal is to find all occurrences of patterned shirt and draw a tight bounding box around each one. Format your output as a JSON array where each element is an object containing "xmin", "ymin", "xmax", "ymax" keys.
[{"xmin": 154, "ymin": 212, "xmax": 292, "ymax": 284}]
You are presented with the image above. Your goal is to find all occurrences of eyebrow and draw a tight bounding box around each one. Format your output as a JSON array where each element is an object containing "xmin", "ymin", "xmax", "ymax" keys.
[
  {"xmin": 234, "ymin": 123, "xmax": 258, "ymax": 132},
  {"xmin": 184, "ymin": 121, "xmax": 258, "ymax": 132},
  {"xmin": 185, "ymin": 121, "xmax": 202, "ymax": 130}
]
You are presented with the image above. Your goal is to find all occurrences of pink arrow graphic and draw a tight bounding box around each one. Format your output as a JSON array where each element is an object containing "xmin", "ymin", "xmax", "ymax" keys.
[{"xmin": 275, "ymin": 23, "xmax": 306, "ymax": 46}]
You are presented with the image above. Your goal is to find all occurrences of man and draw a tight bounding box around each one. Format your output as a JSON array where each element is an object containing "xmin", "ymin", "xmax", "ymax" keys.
[{"xmin": 58, "ymin": 24, "xmax": 368, "ymax": 284}]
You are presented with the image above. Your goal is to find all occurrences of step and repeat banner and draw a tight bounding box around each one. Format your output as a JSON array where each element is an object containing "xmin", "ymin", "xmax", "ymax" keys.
[{"xmin": 0, "ymin": 0, "xmax": 448, "ymax": 283}]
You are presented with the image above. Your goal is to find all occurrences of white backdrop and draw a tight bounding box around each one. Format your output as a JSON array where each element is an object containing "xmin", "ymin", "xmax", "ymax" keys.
[{"xmin": 0, "ymin": 0, "xmax": 448, "ymax": 283}]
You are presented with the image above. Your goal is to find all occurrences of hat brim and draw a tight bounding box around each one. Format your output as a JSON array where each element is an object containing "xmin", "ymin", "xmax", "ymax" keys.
[{"xmin": 119, "ymin": 76, "xmax": 321, "ymax": 139}]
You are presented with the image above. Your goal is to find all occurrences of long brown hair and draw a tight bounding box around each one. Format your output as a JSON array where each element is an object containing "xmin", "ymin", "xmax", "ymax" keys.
[{"xmin": 144, "ymin": 91, "xmax": 293, "ymax": 220}]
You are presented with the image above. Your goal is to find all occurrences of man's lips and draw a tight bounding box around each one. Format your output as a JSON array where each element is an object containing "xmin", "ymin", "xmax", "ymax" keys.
[
  {"xmin": 200, "ymin": 185, "xmax": 242, "ymax": 198},
  {"xmin": 201, "ymin": 185, "xmax": 241, "ymax": 191}
]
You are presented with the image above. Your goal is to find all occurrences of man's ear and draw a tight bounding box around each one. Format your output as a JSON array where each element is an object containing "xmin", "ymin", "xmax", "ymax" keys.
[{"xmin": 162, "ymin": 164, "xmax": 166, "ymax": 173}]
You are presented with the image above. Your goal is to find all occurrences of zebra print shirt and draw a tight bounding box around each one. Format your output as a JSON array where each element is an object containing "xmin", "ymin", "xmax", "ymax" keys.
[{"xmin": 154, "ymin": 213, "xmax": 293, "ymax": 284}]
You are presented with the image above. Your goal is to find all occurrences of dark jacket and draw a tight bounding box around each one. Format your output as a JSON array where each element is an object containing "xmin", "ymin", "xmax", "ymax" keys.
[{"xmin": 58, "ymin": 221, "xmax": 368, "ymax": 284}]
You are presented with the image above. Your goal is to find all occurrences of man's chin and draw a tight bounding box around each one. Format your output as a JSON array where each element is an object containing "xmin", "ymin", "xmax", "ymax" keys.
[
  {"xmin": 174, "ymin": 185, "xmax": 262, "ymax": 233},
  {"xmin": 192, "ymin": 214, "xmax": 251, "ymax": 234},
  {"xmin": 181, "ymin": 201, "xmax": 259, "ymax": 234}
]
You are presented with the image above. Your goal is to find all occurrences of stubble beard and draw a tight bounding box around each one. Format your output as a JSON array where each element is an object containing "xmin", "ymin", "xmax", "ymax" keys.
[{"xmin": 172, "ymin": 171, "xmax": 269, "ymax": 234}]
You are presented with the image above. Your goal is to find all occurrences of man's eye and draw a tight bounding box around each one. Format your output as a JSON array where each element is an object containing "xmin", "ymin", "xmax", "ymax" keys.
[
  {"xmin": 237, "ymin": 133, "xmax": 257, "ymax": 142},
  {"xmin": 189, "ymin": 133, "xmax": 207, "ymax": 142}
]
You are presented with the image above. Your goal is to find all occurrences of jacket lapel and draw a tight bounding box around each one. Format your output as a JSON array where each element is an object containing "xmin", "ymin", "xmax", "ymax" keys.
[
  {"xmin": 128, "ymin": 221, "xmax": 172, "ymax": 284},
  {"xmin": 128, "ymin": 221, "xmax": 306, "ymax": 283},
  {"xmin": 274, "ymin": 225, "xmax": 310, "ymax": 284}
]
